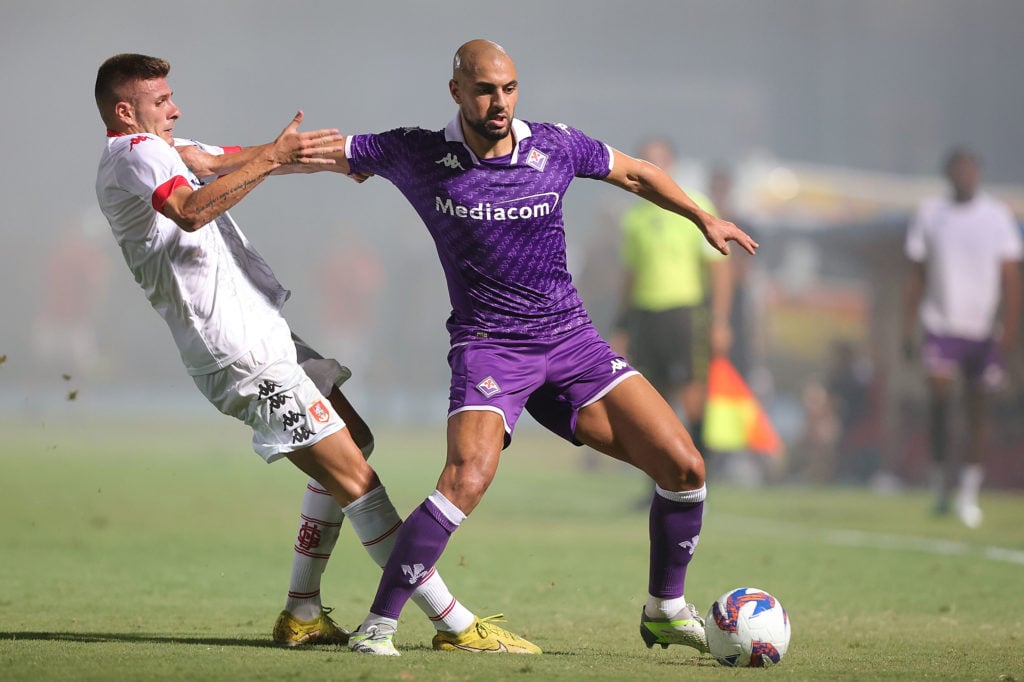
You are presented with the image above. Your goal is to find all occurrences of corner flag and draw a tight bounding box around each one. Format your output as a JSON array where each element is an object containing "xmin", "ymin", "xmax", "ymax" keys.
[{"xmin": 702, "ymin": 357, "xmax": 782, "ymax": 457}]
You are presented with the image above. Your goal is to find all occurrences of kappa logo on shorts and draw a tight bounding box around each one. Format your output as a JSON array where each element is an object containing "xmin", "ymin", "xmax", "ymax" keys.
[
  {"xmin": 308, "ymin": 399, "xmax": 331, "ymax": 424},
  {"xmin": 525, "ymin": 148, "xmax": 548, "ymax": 172},
  {"xmin": 476, "ymin": 376, "xmax": 501, "ymax": 398},
  {"xmin": 291, "ymin": 426, "xmax": 314, "ymax": 444},
  {"xmin": 610, "ymin": 358, "xmax": 629, "ymax": 373}
]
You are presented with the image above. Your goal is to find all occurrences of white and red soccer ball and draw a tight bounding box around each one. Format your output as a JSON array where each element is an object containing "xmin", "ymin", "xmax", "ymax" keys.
[{"xmin": 706, "ymin": 587, "xmax": 790, "ymax": 667}]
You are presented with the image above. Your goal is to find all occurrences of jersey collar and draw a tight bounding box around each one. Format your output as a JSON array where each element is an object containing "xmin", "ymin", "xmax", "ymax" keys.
[{"xmin": 445, "ymin": 115, "xmax": 532, "ymax": 166}]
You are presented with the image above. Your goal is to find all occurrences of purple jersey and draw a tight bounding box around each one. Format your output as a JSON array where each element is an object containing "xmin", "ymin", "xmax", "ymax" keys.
[{"xmin": 346, "ymin": 117, "xmax": 613, "ymax": 342}]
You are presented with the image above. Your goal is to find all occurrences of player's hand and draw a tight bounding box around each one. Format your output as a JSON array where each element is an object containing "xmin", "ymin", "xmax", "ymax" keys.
[
  {"xmin": 703, "ymin": 215, "xmax": 758, "ymax": 256},
  {"xmin": 270, "ymin": 110, "xmax": 344, "ymax": 166},
  {"xmin": 176, "ymin": 144, "xmax": 218, "ymax": 177}
]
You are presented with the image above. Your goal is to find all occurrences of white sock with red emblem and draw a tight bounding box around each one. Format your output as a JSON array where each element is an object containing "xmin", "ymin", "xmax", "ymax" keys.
[{"xmin": 284, "ymin": 479, "xmax": 344, "ymax": 621}]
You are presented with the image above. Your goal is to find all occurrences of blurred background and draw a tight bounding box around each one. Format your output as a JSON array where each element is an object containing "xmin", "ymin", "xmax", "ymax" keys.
[{"xmin": 2, "ymin": 0, "xmax": 1022, "ymax": 490}]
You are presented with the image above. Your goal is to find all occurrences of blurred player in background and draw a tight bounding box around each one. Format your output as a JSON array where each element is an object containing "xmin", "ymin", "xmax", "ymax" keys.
[
  {"xmin": 902, "ymin": 147, "xmax": 1022, "ymax": 528},
  {"xmin": 613, "ymin": 138, "xmax": 733, "ymax": 468},
  {"xmin": 304, "ymin": 39, "xmax": 757, "ymax": 656},
  {"xmin": 31, "ymin": 208, "xmax": 111, "ymax": 377},
  {"xmin": 93, "ymin": 53, "xmax": 524, "ymax": 651}
]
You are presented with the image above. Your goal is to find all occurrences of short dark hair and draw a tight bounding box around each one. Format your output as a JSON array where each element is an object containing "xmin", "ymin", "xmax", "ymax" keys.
[
  {"xmin": 943, "ymin": 146, "xmax": 979, "ymax": 173},
  {"xmin": 94, "ymin": 53, "xmax": 170, "ymax": 113}
]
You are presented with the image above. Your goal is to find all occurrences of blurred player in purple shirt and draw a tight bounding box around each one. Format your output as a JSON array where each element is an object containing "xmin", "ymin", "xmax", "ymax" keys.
[{"xmin": 332, "ymin": 39, "xmax": 758, "ymax": 656}]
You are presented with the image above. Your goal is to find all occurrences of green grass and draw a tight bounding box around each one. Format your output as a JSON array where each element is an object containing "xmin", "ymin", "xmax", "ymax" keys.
[{"xmin": 1, "ymin": 415, "xmax": 1023, "ymax": 680}]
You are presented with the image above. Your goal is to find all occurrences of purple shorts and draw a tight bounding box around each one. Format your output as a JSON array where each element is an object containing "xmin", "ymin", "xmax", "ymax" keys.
[
  {"xmin": 922, "ymin": 331, "xmax": 1005, "ymax": 389},
  {"xmin": 447, "ymin": 324, "xmax": 639, "ymax": 447}
]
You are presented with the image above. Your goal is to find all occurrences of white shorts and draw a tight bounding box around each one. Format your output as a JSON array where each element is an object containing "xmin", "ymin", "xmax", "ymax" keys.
[{"xmin": 194, "ymin": 330, "xmax": 346, "ymax": 463}]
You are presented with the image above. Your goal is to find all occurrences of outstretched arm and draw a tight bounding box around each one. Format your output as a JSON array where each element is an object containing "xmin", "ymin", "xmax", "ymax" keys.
[
  {"xmin": 162, "ymin": 111, "xmax": 342, "ymax": 232},
  {"xmin": 603, "ymin": 148, "xmax": 758, "ymax": 256},
  {"xmin": 176, "ymin": 143, "xmax": 263, "ymax": 178},
  {"xmin": 178, "ymin": 135, "xmax": 367, "ymax": 181}
]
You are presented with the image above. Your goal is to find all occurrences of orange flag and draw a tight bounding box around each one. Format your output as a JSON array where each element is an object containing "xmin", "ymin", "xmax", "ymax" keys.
[{"xmin": 702, "ymin": 357, "xmax": 782, "ymax": 457}]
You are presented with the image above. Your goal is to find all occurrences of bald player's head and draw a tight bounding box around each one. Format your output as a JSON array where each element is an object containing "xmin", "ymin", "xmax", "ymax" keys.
[
  {"xmin": 452, "ymin": 39, "xmax": 511, "ymax": 81},
  {"xmin": 449, "ymin": 39, "xmax": 519, "ymax": 148}
]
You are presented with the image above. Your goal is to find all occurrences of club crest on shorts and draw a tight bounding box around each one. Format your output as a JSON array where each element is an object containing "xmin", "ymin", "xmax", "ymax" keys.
[
  {"xmin": 476, "ymin": 375, "xmax": 501, "ymax": 397},
  {"xmin": 307, "ymin": 399, "xmax": 331, "ymax": 424},
  {"xmin": 526, "ymin": 148, "xmax": 548, "ymax": 172}
]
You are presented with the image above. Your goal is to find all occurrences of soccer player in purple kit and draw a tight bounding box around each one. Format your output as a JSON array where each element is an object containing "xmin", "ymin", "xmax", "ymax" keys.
[{"xmin": 325, "ymin": 39, "xmax": 759, "ymax": 656}]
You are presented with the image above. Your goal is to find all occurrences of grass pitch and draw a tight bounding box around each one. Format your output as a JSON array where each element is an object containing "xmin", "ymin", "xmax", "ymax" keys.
[{"xmin": 1, "ymin": 413, "xmax": 1023, "ymax": 681}]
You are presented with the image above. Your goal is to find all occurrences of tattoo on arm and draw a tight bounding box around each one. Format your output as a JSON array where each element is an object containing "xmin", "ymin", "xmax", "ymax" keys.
[{"xmin": 193, "ymin": 169, "xmax": 272, "ymax": 215}]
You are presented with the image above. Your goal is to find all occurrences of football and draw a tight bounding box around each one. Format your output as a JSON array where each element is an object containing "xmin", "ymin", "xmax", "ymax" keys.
[{"xmin": 706, "ymin": 587, "xmax": 790, "ymax": 667}]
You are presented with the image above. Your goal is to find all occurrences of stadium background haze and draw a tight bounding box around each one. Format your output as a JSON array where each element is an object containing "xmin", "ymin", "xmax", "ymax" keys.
[{"xmin": 2, "ymin": 1, "xmax": 1022, "ymax": 487}]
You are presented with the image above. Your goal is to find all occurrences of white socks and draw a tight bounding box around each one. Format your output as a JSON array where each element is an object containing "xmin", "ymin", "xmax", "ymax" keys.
[
  {"xmin": 645, "ymin": 595, "xmax": 689, "ymax": 620},
  {"xmin": 958, "ymin": 463, "xmax": 984, "ymax": 508},
  {"xmin": 284, "ymin": 480, "xmax": 344, "ymax": 621},
  {"xmin": 655, "ymin": 484, "xmax": 707, "ymax": 504}
]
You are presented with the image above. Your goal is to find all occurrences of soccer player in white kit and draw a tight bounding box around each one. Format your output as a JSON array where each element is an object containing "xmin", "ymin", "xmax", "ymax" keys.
[
  {"xmin": 903, "ymin": 148, "xmax": 1022, "ymax": 528},
  {"xmin": 93, "ymin": 53, "xmax": 535, "ymax": 651}
]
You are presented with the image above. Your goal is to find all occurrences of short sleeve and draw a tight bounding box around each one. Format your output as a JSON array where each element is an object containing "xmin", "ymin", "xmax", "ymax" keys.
[
  {"xmin": 346, "ymin": 129, "xmax": 410, "ymax": 179},
  {"xmin": 544, "ymin": 123, "xmax": 611, "ymax": 180},
  {"xmin": 114, "ymin": 135, "xmax": 191, "ymax": 212}
]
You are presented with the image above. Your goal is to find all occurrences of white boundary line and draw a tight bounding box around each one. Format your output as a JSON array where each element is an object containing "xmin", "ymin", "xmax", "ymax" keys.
[{"xmin": 714, "ymin": 515, "xmax": 1024, "ymax": 566}]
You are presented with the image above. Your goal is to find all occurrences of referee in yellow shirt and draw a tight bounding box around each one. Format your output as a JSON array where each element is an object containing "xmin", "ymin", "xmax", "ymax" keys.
[{"xmin": 614, "ymin": 138, "xmax": 733, "ymax": 462}]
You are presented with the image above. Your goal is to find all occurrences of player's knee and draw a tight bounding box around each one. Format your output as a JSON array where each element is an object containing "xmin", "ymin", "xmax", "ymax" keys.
[
  {"xmin": 440, "ymin": 463, "xmax": 495, "ymax": 514},
  {"xmin": 654, "ymin": 438, "xmax": 705, "ymax": 491}
]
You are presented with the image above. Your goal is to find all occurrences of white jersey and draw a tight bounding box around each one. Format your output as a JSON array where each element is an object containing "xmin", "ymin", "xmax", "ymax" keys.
[
  {"xmin": 905, "ymin": 192, "xmax": 1022, "ymax": 340},
  {"xmin": 95, "ymin": 133, "xmax": 291, "ymax": 375}
]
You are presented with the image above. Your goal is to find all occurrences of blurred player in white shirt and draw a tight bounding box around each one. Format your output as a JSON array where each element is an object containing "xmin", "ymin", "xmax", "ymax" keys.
[{"xmin": 903, "ymin": 148, "xmax": 1023, "ymax": 527}]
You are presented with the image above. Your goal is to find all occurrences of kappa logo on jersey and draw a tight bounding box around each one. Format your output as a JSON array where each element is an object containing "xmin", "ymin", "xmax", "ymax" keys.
[
  {"xmin": 128, "ymin": 135, "xmax": 150, "ymax": 152},
  {"xmin": 402, "ymin": 563, "xmax": 428, "ymax": 584},
  {"xmin": 610, "ymin": 358, "xmax": 629, "ymax": 373},
  {"xmin": 525, "ymin": 148, "xmax": 548, "ymax": 172},
  {"xmin": 677, "ymin": 533, "xmax": 700, "ymax": 555},
  {"xmin": 435, "ymin": 152, "xmax": 465, "ymax": 170},
  {"xmin": 308, "ymin": 399, "xmax": 331, "ymax": 424},
  {"xmin": 554, "ymin": 123, "xmax": 571, "ymax": 135},
  {"xmin": 476, "ymin": 376, "xmax": 501, "ymax": 398}
]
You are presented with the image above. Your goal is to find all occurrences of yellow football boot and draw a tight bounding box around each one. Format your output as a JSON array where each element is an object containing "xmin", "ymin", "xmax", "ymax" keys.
[
  {"xmin": 272, "ymin": 607, "xmax": 350, "ymax": 647},
  {"xmin": 432, "ymin": 614, "xmax": 541, "ymax": 654}
]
